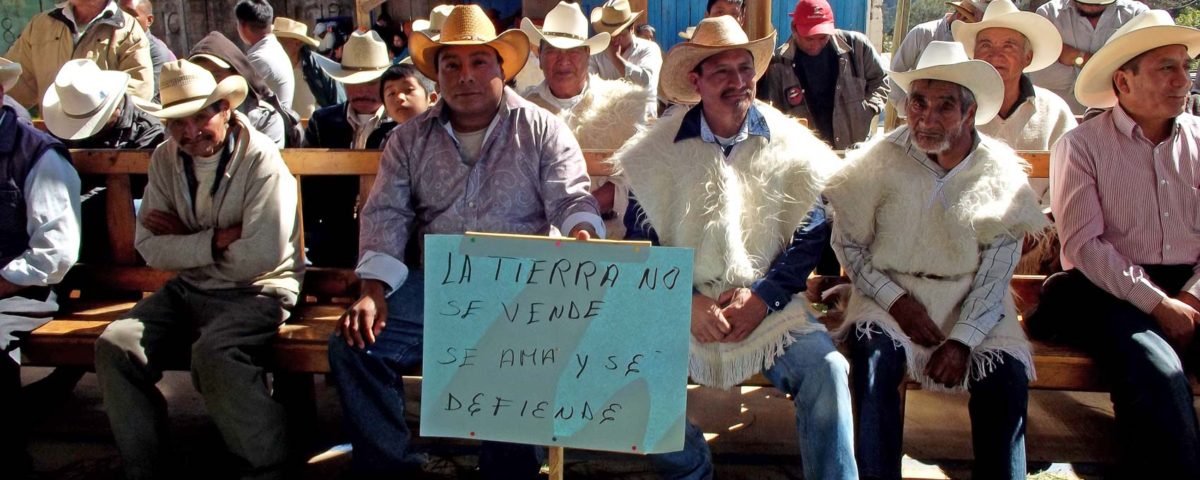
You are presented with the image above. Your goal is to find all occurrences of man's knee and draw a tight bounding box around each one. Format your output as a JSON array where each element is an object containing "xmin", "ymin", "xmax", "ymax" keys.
[{"xmin": 94, "ymin": 319, "xmax": 143, "ymax": 368}]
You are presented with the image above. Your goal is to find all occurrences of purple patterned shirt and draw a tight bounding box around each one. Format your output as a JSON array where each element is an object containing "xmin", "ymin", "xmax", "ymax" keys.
[{"xmin": 356, "ymin": 88, "xmax": 602, "ymax": 292}]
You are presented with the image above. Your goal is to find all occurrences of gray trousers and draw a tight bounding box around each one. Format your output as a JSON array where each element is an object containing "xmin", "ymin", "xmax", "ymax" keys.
[{"xmin": 94, "ymin": 278, "xmax": 293, "ymax": 480}]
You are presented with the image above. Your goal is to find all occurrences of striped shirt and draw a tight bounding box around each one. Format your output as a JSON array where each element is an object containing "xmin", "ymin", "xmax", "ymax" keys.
[{"xmin": 1051, "ymin": 106, "xmax": 1200, "ymax": 314}]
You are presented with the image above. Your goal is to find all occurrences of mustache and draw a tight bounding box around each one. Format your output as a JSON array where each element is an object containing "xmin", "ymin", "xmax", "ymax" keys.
[
  {"xmin": 351, "ymin": 96, "xmax": 378, "ymax": 103},
  {"xmin": 721, "ymin": 87, "xmax": 753, "ymax": 98},
  {"xmin": 178, "ymin": 132, "xmax": 216, "ymax": 145}
]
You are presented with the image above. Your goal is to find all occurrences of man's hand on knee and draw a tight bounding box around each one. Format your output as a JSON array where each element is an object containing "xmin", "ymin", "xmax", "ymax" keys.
[
  {"xmin": 888, "ymin": 294, "xmax": 945, "ymax": 348},
  {"xmin": 1151, "ymin": 297, "xmax": 1199, "ymax": 353},
  {"xmin": 692, "ymin": 293, "xmax": 731, "ymax": 343},
  {"xmin": 718, "ymin": 287, "xmax": 767, "ymax": 343},
  {"xmin": 925, "ymin": 340, "xmax": 970, "ymax": 387},
  {"xmin": 338, "ymin": 280, "xmax": 389, "ymax": 349}
]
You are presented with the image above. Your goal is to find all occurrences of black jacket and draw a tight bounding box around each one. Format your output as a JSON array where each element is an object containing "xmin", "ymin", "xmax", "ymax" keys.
[{"xmin": 303, "ymin": 102, "xmax": 396, "ymax": 148}]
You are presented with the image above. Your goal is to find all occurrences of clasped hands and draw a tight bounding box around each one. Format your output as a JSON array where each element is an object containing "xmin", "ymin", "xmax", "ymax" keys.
[
  {"xmin": 890, "ymin": 294, "xmax": 971, "ymax": 388},
  {"xmin": 691, "ymin": 288, "xmax": 769, "ymax": 344}
]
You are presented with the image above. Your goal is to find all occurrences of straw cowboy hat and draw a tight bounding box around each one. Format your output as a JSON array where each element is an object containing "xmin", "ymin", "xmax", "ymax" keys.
[
  {"xmin": 0, "ymin": 57, "xmax": 20, "ymax": 92},
  {"xmin": 409, "ymin": 5, "xmax": 531, "ymax": 83},
  {"xmin": 659, "ymin": 16, "xmax": 777, "ymax": 105},
  {"xmin": 413, "ymin": 4, "xmax": 455, "ymax": 41},
  {"xmin": 313, "ymin": 30, "xmax": 392, "ymax": 84},
  {"xmin": 273, "ymin": 17, "xmax": 319, "ymax": 48},
  {"xmin": 1075, "ymin": 10, "xmax": 1200, "ymax": 109},
  {"xmin": 521, "ymin": 2, "xmax": 610, "ymax": 54},
  {"xmin": 678, "ymin": 26, "xmax": 696, "ymax": 40},
  {"xmin": 42, "ymin": 59, "xmax": 130, "ymax": 140},
  {"xmin": 590, "ymin": 0, "xmax": 642, "ymax": 35},
  {"xmin": 952, "ymin": 0, "xmax": 1062, "ymax": 72},
  {"xmin": 889, "ymin": 41, "xmax": 1003, "ymax": 124},
  {"xmin": 133, "ymin": 59, "xmax": 247, "ymax": 119},
  {"xmin": 1075, "ymin": 0, "xmax": 1115, "ymax": 6},
  {"xmin": 945, "ymin": 0, "xmax": 987, "ymax": 22}
]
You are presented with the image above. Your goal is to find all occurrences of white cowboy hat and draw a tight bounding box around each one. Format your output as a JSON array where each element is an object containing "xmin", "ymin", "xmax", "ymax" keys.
[
  {"xmin": 659, "ymin": 16, "xmax": 777, "ymax": 105},
  {"xmin": 274, "ymin": 17, "xmax": 319, "ymax": 48},
  {"xmin": 409, "ymin": 5, "xmax": 531, "ymax": 83},
  {"xmin": 42, "ymin": 59, "xmax": 130, "ymax": 140},
  {"xmin": 313, "ymin": 30, "xmax": 392, "ymax": 84},
  {"xmin": 1075, "ymin": 10, "xmax": 1200, "ymax": 109},
  {"xmin": 889, "ymin": 41, "xmax": 1003, "ymax": 124},
  {"xmin": 521, "ymin": 2, "xmax": 610, "ymax": 55},
  {"xmin": 678, "ymin": 26, "xmax": 696, "ymax": 40},
  {"xmin": 590, "ymin": 0, "xmax": 643, "ymax": 35},
  {"xmin": 952, "ymin": 0, "xmax": 1062, "ymax": 72},
  {"xmin": 413, "ymin": 4, "xmax": 455, "ymax": 41},
  {"xmin": 133, "ymin": 59, "xmax": 248, "ymax": 120},
  {"xmin": 0, "ymin": 57, "xmax": 20, "ymax": 92},
  {"xmin": 1075, "ymin": 0, "xmax": 1115, "ymax": 5}
]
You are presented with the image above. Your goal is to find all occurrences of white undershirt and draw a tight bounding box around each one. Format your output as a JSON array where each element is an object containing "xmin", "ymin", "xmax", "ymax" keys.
[
  {"xmin": 192, "ymin": 152, "xmax": 221, "ymax": 226},
  {"xmin": 453, "ymin": 127, "xmax": 487, "ymax": 167}
]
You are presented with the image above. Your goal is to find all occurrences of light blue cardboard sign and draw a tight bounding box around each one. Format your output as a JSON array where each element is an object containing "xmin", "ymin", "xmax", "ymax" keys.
[{"xmin": 421, "ymin": 234, "xmax": 693, "ymax": 454}]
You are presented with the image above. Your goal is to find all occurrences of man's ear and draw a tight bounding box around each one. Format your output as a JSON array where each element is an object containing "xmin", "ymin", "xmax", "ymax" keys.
[
  {"xmin": 428, "ymin": 91, "xmax": 439, "ymax": 104},
  {"xmin": 964, "ymin": 101, "xmax": 977, "ymax": 127},
  {"xmin": 688, "ymin": 71, "xmax": 701, "ymax": 94},
  {"xmin": 146, "ymin": 14, "xmax": 155, "ymax": 28},
  {"xmin": 1113, "ymin": 70, "xmax": 1132, "ymax": 97}
]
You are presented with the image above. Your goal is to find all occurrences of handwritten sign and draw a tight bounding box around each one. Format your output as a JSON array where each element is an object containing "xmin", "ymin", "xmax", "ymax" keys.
[{"xmin": 421, "ymin": 234, "xmax": 693, "ymax": 454}]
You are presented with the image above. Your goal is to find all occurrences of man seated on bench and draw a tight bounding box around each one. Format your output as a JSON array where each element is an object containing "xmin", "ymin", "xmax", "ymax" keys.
[
  {"xmin": 327, "ymin": 6, "xmax": 602, "ymax": 478},
  {"xmin": 825, "ymin": 41, "xmax": 1046, "ymax": 480},
  {"xmin": 0, "ymin": 65, "xmax": 80, "ymax": 478},
  {"xmin": 1031, "ymin": 11, "xmax": 1200, "ymax": 476},
  {"xmin": 519, "ymin": 1, "xmax": 655, "ymax": 239},
  {"xmin": 93, "ymin": 60, "xmax": 303, "ymax": 479},
  {"xmin": 616, "ymin": 16, "xmax": 856, "ymax": 479}
]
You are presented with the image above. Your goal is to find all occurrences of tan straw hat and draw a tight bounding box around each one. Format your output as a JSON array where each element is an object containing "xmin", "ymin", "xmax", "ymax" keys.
[
  {"xmin": 409, "ymin": 5, "xmax": 531, "ymax": 82},
  {"xmin": 1074, "ymin": 10, "xmax": 1200, "ymax": 109},
  {"xmin": 659, "ymin": 16, "xmax": 776, "ymax": 104},
  {"xmin": 945, "ymin": 0, "xmax": 986, "ymax": 22},
  {"xmin": 888, "ymin": 41, "xmax": 1003, "ymax": 124},
  {"xmin": 133, "ymin": 59, "xmax": 247, "ymax": 119},
  {"xmin": 274, "ymin": 17, "xmax": 319, "ymax": 48},
  {"xmin": 590, "ymin": 0, "xmax": 643, "ymax": 35},
  {"xmin": 522, "ymin": 2, "xmax": 610, "ymax": 55},
  {"xmin": 678, "ymin": 26, "xmax": 696, "ymax": 40},
  {"xmin": 413, "ymin": 4, "xmax": 455, "ymax": 41},
  {"xmin": 42, "ymin": 59, "xmax": 130, "ymax": 140},
  {"xmin": 0, "ymin": 57, "xmax": 20, "ymax": 92},
  {"xmin": 313, "ymin": 30, "xmax": 392, "ymax": 84},
  {"xmin": 952, "ymin": 0, "xmax": 1062, "ymax": 72}
]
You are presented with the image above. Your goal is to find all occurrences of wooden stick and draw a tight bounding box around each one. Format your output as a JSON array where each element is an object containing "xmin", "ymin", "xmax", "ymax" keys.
[{"xmin": 548, "ymin": 446, "xmax": 565, "ymax": 480}]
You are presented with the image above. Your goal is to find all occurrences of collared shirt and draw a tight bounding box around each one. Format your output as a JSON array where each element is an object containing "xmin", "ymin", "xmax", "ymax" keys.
[
  {"xmin": 59, "ymin": 0, "xmax": 121, "ymax": 44},
  {"xmin": 889, "ymin": 15, "xmax": 955, "ymax": 112},
  {"xmin": 532, "ymin": 81, "xmax": 589, "ymax": 127},
  {"xmin": 628, "ymin": 104, "xmax": 826, "ymax": 312},
  {"xmin": 0, "ymin": 112, "xmax": 82, "ymax": 288},
  {"xmin": 1032, "ymin": 0, "xmax": 1149, "ymax": 114},
  {"xmin": 1052, "ymin": 106, "xmax": 1200, "ymax": 313},
  {"xmin": 356, "ymin": 89, "xmax": 604, "ymax": 293},
  {"xmin": 347, "ymin": 105, "xmax": 387, "ymax": 150},
  {"xmin": 834, "ymin": 127, "xmax": 1021, "ymax": 348},
  {"xmin": 589, "ymin": 36, "xmax": 662, "ymax": 100},
  {"xmin": 247, "ymin": 34, "xmax": 296, "ymax": 110}
]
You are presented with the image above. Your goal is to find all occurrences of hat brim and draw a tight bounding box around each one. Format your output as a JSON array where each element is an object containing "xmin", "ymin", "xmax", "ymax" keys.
[
  {"xmin": 42, "ymin": 71, "xmax": 130, "ymax": 140},
  {"xmin": 190, "ymin": 53, "xmax": 232, "ymax": 70},
  {"xmin": 1075, "ymin": 26, "xmax": 1200, "ymax": 109},
  {"xmin": 888, "ymin": 60, "xmax": 1004, "ymax": 124},
  {"xmin": 409, "ymin": 29, "xmax": 532, "ymax": 84},
  {"xmin": 0, "ymin": 64, "xmax": 18, "ymax": 92},
  {"xmin": 659, "ymin": 30, "xmax": 778, "ymax": 105},
  {"xmin": 521, "ymin": 17, "xmax": 610, "ymax": 55},
  {"xmin": 952, "ymin": 12, "xmax": 1062, "ymax": 72},
  {"xmin": 1075, "ymin": 0, "xmax": 1116, "ymax": 4},
  {"xmin": 133, "ymin": 75, "xmax": 249, "ymax": 120},
  {"xmin": 590, "ymin": 10, "xmax": 643, "ymax": 35},
  {"xmin": 792, "ymin": 22, "xmax": 836, "ymax": 38},
  {"xmin": 312, "ymin": 52, "xmax": 389, "ymax": 84},
  {"xmin": 276, "ymin": 31, "xmax": 320, "ymax": 49}
]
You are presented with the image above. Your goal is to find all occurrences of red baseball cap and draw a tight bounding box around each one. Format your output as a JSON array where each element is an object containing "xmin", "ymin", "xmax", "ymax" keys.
[{"xmin": 790, "ymin": 0, "xmax": 836, "ymax": 37}]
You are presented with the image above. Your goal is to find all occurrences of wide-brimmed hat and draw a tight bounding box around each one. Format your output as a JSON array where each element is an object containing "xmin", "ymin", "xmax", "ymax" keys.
[
  {"xmin": 42, "ymin": 59, "xmax": 130, "ymax": 140},
  {"xmin": 274, "ymin": 17, "xmax": 319, "ymax": 48},
  {"xmin": 409, "ymin": 5, "xmax": 531, "ymax": 82},
  {"xmin": 659, "ymin": 16, "xmax": 777, "ymax": 104},
  {"xmin": 0, "ymin": 57, "xmax": 20, "ymax": 92},
  {"xmin": 1076, "ymin": 0, "xmax": 1115, "ymax": 5},
  {"xmin": 679, "ymin": 26, "xmax": 696, "ymax": 40},
  {"xmin": 1075, "ymin": 10, "xmax": 1200, "ymax": 109},
  {"xmin": 889, "ymin": 41, "xmax": 1003, "ymax": 124},
  {"xmin": 952, "ymin": 0, "xmax": 1061, "ymax": 72},
  {"xmin": 522, "ymin": 2, "xmax": 610, "ymax": 55},
  {"xmin": 590, "ymin": 0, "xmax": 643, "ymax": 35},
  {"xmin": 945, "ymin": 0, "xmax": 986, "ymax": 22},
  {"xmin": 313, "ymin": 30, "xmax": 392, "ymax": 84},
  {"xmin": 133, "ymin": 59, "xmax": 247, "ymax": 119},
  {"xmin": 413, "ymin": 5, "xmax": 455, "ymax": 41}
]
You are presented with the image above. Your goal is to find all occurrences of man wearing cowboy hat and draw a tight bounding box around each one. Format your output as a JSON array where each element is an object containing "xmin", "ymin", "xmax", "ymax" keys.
[
  {"xmin": 42, "ymin": 59, "xmax": 164, "ymax": 150},
  {"xmin": 758, "ymin": 0, "xmax": 888, "ymax": 150},
  {"xmin": 888, "ymin": 0, "xmax": 983, "ymax": 112},
  {"xmin": 236, "ymin": 0, "xmax": 295, "ymax": 111},
  {"xmin": 1032, "ymin": 0, "xmax": 1148, "ymax": 114},
  {"xmin": 94, "ymin": 59, "xmax": 303, "ymax": 479},
  {"xmin": 0, "ymin": 58, "xmax": 31, "ymax": 125},
  {"xmin": 119, "ymin": 0, "xmax": 176, "ymax": 102},
  {"xmin": 615, "ymin": 15, "xmax": 856, "ymax": 479},
  {"xmin": 520, "ymin": 1, "xmax": 654, "ymax": 239},
  {"xmin": 0, "ymin": 53, "xmax": 80, "ymax": 479},
  {"xmin": 275, "ymin": 16, "xmax": 344, "ymax": 119},
  {"xmin": 706, "ymin": 0, "xmax": 746, "ymax": 28},
  {"xmin": 327, "ymin": 5, "xmax": 602, "ymax": 477},
  {"xmin": 588, "ymin": 0, "xmax": 662, "ymax": 101},
  {"xmin": 825, "ymin": 41, "xmax": 1045, "ymax": 480},
  {"xmin": 1030, "ymin": 10, "xmax": 1200, "ymax": 476}
]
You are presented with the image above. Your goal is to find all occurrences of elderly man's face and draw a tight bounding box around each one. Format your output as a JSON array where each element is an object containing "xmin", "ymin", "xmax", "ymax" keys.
[
  {"xmin": 166, "ymin": 101, "xmax": 231, "ymax": 158},
  {"xmin": 974, "ymin": 27, "xmax": 1031, "ymax": 84},
  {"xmin": 436, "ymin": 45, "xmax": 505, "ymax": 122},
  {"xmin": 792, "ymin": 29, "xmax": 832, "ymax": 57},
  {"xmin": 707, "ymin": 1, "xmax": 745, "ymax": 24},
  {"xmin": 345, "ymin": 79, "xmax": 383, "ymax": 115},
  {"xmin": 539, "ymin": 43, "xmax": 590, "ymax": 98},
  {"xmin": 689, "ymin": 49, "xmax": 756, "ymax": 113},
  {"xmin": 905, "ymin": 79, "xmax": 975, "ymax": 154},
  {"xmin": 1115, "ymin": 44, "xmax": 1191, "ymax": 122}
]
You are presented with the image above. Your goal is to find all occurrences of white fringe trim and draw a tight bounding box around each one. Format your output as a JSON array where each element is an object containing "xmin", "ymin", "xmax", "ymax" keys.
[{"xmin": 688, "ymin": 304, "xmax": 825, "ymax": 390}]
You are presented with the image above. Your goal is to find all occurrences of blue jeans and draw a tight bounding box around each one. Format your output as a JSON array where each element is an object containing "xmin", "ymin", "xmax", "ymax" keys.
[
  {"xmin": 851, "ymin": 328, "xmax": 1027, "ymax": 480},
  {"xmin": 327, "ymin": 271, "xmax": 543, "ymax": 478},
  {"xmin": 649, "ymin": 329, "xmax": 857, "ymax": 479}
]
